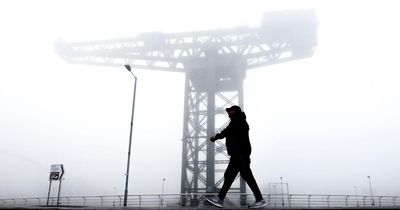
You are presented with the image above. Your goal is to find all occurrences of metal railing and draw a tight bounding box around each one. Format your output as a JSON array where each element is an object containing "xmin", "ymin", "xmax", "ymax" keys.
[{"xmin": 0, "ymin": 193, "xmax": 399, "ymax": 208}]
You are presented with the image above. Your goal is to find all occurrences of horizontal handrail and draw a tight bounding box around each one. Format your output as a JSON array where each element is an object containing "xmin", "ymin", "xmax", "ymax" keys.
[{"xmin": 1, "ymin": 193, "xmax": 399, "ymax": 208}]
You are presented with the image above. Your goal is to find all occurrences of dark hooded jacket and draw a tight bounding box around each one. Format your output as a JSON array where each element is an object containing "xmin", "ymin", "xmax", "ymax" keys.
[{"xmin": 215, "ymin": 111, "xmax": 252, "ymax": 157}]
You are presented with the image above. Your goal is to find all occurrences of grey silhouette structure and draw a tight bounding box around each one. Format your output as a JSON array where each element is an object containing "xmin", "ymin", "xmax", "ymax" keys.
[{"xmin": 55, "ymin": 9, "xmax": 318, "ymax": 205}]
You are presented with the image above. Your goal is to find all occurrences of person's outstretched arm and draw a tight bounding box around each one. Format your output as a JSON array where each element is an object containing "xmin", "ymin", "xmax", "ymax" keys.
[{"xmin": 210, "ymin": 123, "xmax": 233, "ymax": 142}]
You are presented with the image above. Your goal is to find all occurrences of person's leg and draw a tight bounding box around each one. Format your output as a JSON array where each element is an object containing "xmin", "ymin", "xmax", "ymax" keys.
[
  {"xmin": 238, "ymin": 156, "xmax": 263, "ymax": 201},
  {"xmin": 218, "ymin": 158, "xmax": 239, "ymax": 200}
]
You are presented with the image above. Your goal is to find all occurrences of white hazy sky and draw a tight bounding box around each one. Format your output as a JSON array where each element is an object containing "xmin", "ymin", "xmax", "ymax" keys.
[{"xmin": 1, "ymin": 0, "xmax": 400, "ymax": 198}]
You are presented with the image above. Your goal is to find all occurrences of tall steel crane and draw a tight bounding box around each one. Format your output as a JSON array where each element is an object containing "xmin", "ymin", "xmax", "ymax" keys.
[{"xmin": 55, "ymin": 9, "xmax": 318, "ymax": 205}]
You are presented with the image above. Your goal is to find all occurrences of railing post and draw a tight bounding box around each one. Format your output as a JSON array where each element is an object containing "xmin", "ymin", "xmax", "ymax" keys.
[
  {"xmin": 393, "ymin": 196, "xmax": 397, "ymax": 207},
  {"xmin": 139, "ymin": 195, "xmax": 141, "ymax": 208},
  {"xmin": 345, "ymin": 195, "xmax": 349, "ymax": 207},
  {"xmin": 100, "ymin": 196, "xmax": 103, "ymax": 207},
  {"xmin": 159, "ymin": 195, "xmax": 162, "ymax": 207},
  {"xmin": 36, "ymin": 198, "xmax": 41, "ymax": 206},
  {"xmin": 288, "ymin": 194, "xmax": 292, "ymax": 208},
  {"xmin": 82, "ymin": 196, "xmax": 86, "ymax": 207},
  {"xmin": 327, "ymin": 195, "xmax": 331, "ymax": 208},
  {"xmin": 378, "ymin": 196, "xmax": 382, "ymax": 207},
  {"xmin": 371, "ymin": 196, "xmax": 375, "ymax": 206},
  {"xmin": 308, "ymin": 195, "xmax": 311, "ymax": 208},
  {"xmin": 363, "ymin": 196, "xmax": 366, "ymax": 206},
  {"xmin": 118, "ymin": 195, "xmax": 122, "ymax": 207}
]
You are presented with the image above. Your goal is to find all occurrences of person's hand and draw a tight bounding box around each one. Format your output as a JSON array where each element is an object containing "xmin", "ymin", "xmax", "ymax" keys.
[{"xmin": 210, "ymin": 136, "xmax": 216, "ymax": 142}]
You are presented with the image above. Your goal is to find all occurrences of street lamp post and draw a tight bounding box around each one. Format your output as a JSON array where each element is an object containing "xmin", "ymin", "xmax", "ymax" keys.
[
  {"xmin": 280, "ymin": 177, "xmax": 284, "ymax": 206},
  {"xmin": 161, "ymin": 178, "xmax": 166, "ymax": 206},
  {"xmin": 123, "ymin": 64, "xmax": 138, "ymax": 207},
  {"xmin": 367, "ymin": 176, "xmax": 375, "ymax": 206}
]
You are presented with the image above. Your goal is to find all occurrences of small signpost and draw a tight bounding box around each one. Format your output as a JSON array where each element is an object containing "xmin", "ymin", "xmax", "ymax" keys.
[{"xmin": 46, "ymin": 164, "xmax": 64, "ymax": 206}]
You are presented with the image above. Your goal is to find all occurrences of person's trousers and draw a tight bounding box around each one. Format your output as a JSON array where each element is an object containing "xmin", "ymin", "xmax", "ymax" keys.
[{"xmin": 218, "ymin": 155, "xmax": 263, "ymax": 201}]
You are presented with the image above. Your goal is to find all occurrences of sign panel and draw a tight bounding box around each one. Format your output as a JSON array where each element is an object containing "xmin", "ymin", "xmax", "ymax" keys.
[{"xmin": 49, "ymin": 164, "xmax": 64, "ymax": 180}]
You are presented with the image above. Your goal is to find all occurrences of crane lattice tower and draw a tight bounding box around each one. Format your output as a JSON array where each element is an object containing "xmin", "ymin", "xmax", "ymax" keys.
[{"xmin": 55, "ymin": 9, "xmax": 318, "ymax": 204}]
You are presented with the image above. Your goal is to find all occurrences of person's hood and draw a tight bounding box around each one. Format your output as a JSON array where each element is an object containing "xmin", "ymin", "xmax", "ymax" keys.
[{"xmin": 232, "ymin": 111, "xmax": 246, "ymax": 120}]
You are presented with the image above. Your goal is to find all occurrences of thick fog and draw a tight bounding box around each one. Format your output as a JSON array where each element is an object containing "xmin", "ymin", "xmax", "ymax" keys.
[{"xmin": 1, "ymin": 0, "xmax": 400, "ymax": 199}]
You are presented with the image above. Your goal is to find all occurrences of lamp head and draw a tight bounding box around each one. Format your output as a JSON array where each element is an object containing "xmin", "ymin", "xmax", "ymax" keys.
[{"xmin": 124, "ymin": 64, "xmax": 131, "ymax": 71}]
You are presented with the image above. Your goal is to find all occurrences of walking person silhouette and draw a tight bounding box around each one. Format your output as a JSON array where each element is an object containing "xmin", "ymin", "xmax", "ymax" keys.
[{"xmin": 206, "ymin": 105, "xmax": 267, "ymax": 208}]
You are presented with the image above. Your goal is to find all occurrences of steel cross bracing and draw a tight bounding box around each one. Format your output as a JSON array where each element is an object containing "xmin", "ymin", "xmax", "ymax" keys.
[
  {"xmin": 55, "ymin": 9, "xmax": 318, "ymax": 203},
  {"xmin": 55, "ymin": 10, "xmax": 317, "ymax": 72},
  {"xmin": 181, "ymin": 80, "xmax": 244, "ymax": 191},
  {"xmin": 56, "ymin": 28, "xmax": 293, "ymax": 71}
]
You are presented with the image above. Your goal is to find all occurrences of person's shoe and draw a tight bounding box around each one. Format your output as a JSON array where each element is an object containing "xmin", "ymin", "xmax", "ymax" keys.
[
  {"xmin": 248, "ymin": 199, "xmax": 267, "ymax": 209},
  {"xmin": 205, "ymin": 195, "xmax": 223, "ymax": 208}
]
